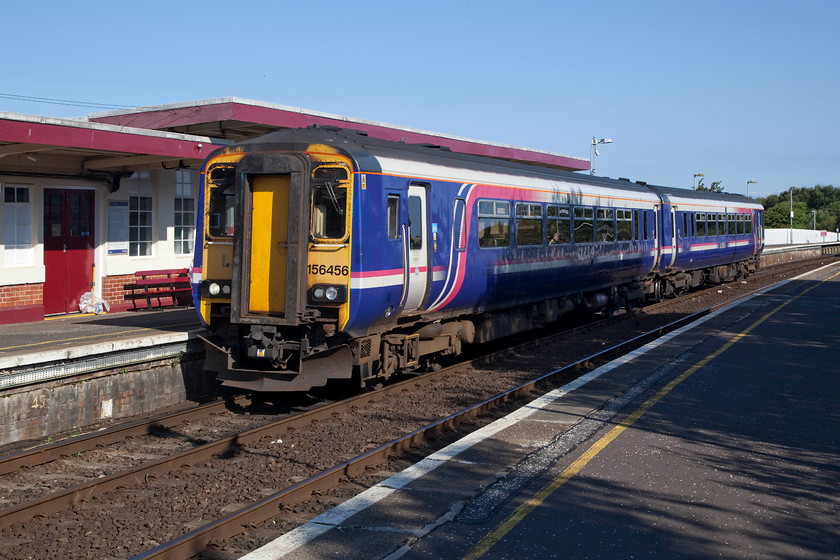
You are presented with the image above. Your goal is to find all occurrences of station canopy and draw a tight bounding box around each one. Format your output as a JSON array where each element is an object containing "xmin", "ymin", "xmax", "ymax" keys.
[{"xmin": 0, "ymin": 98, "xmax": 587, "ymax": 186}]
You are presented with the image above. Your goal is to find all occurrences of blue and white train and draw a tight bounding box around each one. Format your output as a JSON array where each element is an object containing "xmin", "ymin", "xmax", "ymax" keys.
[{"xmin": 193, "ymin": 127, "xmax": 764, "ymax": 392}]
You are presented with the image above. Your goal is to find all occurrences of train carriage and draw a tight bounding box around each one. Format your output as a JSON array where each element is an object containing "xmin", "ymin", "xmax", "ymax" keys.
[{"xmin": 193, "ymin": 127, "xmax": 763, "ymax": 392}]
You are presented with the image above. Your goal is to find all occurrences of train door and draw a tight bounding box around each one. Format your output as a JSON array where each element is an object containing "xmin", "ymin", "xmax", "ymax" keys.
[
  {"xmin": 652, "ymin": 205, "xmax": 661, "ymax": 269},
  {"xmin": 247, "ymin": 175, "xmax": 290, "ymax": 316},
  {"xmin": 43, "ymin": 188, "xmax": 95, "ymax": 315},
  {"xmin": 756, "ymin": 209, "xmax": 765, "ymax": 253},
  {"xmin": 668, "ymin": 205, "xmax": 679, "ymax": 267},
  {"xmin": 403, "ymin": 184, "xmax": 428, "ymax": 312}
]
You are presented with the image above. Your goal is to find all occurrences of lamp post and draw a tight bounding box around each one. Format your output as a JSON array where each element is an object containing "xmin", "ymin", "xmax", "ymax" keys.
[
  {"xmin": 790, "ymin": 185, "xmax": 797, "ymax": 244},
  {"xmin": 746, "ymin": 179, "xmax": 757, "ymax": 197},
  {"xmin": 693, "ymin": 173, "xmax": 705, "ymax": 189},
  {"xmin": 590, "ymin": 137, "xmax": 612, "ymax": 176}
]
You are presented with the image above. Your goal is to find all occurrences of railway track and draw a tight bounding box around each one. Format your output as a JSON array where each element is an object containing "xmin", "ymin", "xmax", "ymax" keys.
[{"xmin": 0, "ymin": 256, "xmax": 834, "ymax": 559}]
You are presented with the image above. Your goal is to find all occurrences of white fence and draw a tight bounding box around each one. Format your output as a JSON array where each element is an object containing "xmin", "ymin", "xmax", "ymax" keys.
[{"xmin": 765, "ymin": 228, "xmax": 840, "ymax": 245}]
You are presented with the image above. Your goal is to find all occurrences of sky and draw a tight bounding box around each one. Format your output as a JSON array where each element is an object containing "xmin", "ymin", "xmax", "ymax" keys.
[{"xmin": 1, "ymin": 0, "xmax": 837, "ymax": 199}]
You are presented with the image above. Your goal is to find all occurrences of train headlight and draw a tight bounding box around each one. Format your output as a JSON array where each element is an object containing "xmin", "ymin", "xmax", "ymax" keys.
[
  {"xmin": 309, "ymin": 284, "xmax": 347, "ymax": 304},
  {"xmin": 202, "ymin": 280, "xmax": 232, "ymax": 298}
]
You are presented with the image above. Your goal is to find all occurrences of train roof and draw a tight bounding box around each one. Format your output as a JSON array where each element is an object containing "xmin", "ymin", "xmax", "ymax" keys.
[
  {"xmin": 644, "ymin": 183, "xmax": 763, "ymax": 209},
  {"xmin": 230, "ymin": 127, "xmax": 764, "ymax": 209},
  {"xmin": 236, "ymin": 127, "xmax": 656, "ymax": 194}
]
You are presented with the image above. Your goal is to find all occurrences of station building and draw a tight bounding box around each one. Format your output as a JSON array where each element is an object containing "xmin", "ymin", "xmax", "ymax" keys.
[{"xmin": 0, "ymin": 98, "xmax": 587, "ymax": 325}]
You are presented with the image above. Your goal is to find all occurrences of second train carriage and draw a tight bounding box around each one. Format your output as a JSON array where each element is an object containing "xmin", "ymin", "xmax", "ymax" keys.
[{"xmin": 193, "ymin": 127, "xmax": 764, "ymax": 392}]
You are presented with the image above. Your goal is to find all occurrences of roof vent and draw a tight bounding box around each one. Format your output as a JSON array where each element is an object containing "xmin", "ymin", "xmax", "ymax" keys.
[{"xmin": 636, "ymin": 181, "xmax": 648, "ymax": 186}]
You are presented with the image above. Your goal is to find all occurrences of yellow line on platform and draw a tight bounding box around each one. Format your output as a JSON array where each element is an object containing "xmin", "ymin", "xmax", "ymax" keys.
[{"xmin": 463, "ymin": 270, "xmax": 839, "ymax": 560}]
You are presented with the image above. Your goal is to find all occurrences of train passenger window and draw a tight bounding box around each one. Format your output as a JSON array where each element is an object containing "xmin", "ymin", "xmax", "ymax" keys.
[
  {"xmin": 717, "ymin": 214, "xmax": 726, "ymax": 236},
  {"xmin": 616, "ymin": 209, "xmax": 632, "ymax": 241},
  {"xmin": 642, "ymin": 211, "xmax": 649, "ymax": 241},
  {"xmin": 737, "ymin": 215, "xmax": 745, "ymax": 234},
  {"xmin": 207, "ymin": 164, "xmax": 236, "ymax": 238},
  {"xmin": 574, "ymin": 207, "xmax": 594, "ymax": 243},
  {"xmin": 515, "ymin": 203, "xmax": 542, "ymax": 246},
  {"xmin": 682, "ymin": 213, "xmax": 689, "ymax": 238},
  {"xmin": 478, "ymin": 199, "xmax": 510, "ymax": 248},
  {"xmin": 696, "ymin": 213, "xmax": 706, "ymax": 237},
  {"xmin": 728, "ymin": 214, "xmax": 737, "ymax": 236},
  {"xmin": 547, "ymin": 205, "xmax": 570, "ymax": 245},
  {"xmin": 387, "ymin": 195, "xmax": 400, "ymax": 239},
  {"xmin": 596, "ymin": 208, "xmax": 615, "ymax": 242},
  {"xmin": 745, "ymin": 215, "xmax": 753, "ymax": 234}
]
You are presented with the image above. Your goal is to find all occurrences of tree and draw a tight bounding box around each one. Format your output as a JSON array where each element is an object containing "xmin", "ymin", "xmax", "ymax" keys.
[{"xmin": 695, "ymin": 178, "xmax": 723, "ymax": 192}]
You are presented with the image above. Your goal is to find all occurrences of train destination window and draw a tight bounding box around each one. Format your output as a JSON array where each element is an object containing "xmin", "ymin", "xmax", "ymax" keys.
[
  {"xmin": 387, "ymin": 195, "xmax": 400, "ymax": 239},
  {"xmin": 696, "ymin": 213, "xmax": 707, "ymax": 237},
  {"xmin": 547, "ymin": 205, "xmax": 570, "ymax": 245},
  {"xmin": 573, "ymin": 207, "xmax": 594, "ymax": 243},
  {"xmin": 617, "ymin": 209, "xmax": 632, "ymax": 241},
  {"xmin": 207, "ymin": 165, "xmax": 236, "ymax": 238},
  {"xmin": 515, "ymin": 203, "xmax": 542, "ymax": 246},
  {"xmin": 596, "ymin": 208, "xmax": 615, "ymax": 242},
  {"xmin": 311, "ymin": 167, "xmax": 349, "ymax": 240},
  {"xmin": 478, "ymin": 199, "xmax": 510, "ymax": 248}
]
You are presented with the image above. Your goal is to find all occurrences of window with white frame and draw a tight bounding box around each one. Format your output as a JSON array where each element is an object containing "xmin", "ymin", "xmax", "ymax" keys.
[
  {"xmin": 174, "ymin": 170, "xmax": 195, "ymax": 255},
  {"xmin": 128, "ymin": 171, "xmax": 154, "ymax": 256},
  {"xmin": 3, "ymin": 184, "xmax": 34, "ymax": 266}
]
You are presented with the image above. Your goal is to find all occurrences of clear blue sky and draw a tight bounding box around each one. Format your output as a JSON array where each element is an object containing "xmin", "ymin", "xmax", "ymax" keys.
[{"xmin": 2, "ymin": 0, "xmax": 837, "ymax": 198}]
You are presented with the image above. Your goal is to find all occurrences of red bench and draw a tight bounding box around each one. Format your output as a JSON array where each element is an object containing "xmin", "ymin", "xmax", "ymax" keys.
[{"xmin": 123, "ymin": 268, "xmax": 192, "ymax": 310}]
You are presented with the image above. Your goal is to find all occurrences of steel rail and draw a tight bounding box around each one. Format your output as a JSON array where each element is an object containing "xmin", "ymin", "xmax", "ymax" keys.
[
  {"xmin": 1, "ymin": 274, "xmax": 787, "ymax": 550},
  {"xmin": 134, "ymin": 308, "xmax": 720, "ymax": 560},
  {"xmin": 0, "ymin": 396, "xmax": 249, "ymax": 476}
]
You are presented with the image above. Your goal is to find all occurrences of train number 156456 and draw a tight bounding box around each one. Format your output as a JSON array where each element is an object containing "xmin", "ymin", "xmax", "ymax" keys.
[{"xmin": 307, "ymin": 264, "xmax": 349, "ymax": 276}]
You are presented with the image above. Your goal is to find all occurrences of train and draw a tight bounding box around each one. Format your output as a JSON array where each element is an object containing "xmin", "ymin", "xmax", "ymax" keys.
[{"xmin": 191, "ymin": 126, "xmax": 765, "ymax": 392}]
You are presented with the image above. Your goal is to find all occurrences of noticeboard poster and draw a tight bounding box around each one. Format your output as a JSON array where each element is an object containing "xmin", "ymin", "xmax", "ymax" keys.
[{"xmin": 108, "ymin": 200, "xmax": 128, "ymax": 254}]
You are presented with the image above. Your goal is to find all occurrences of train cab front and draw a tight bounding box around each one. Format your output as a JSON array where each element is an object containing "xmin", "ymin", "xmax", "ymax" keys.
[{"xmin": 197, "ymin": 148, "xmax": 355, "ymax": 392}]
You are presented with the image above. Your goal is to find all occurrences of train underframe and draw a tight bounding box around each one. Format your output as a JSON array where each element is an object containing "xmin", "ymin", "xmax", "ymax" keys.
[{"xmin": 201, "ymin": 255, "xmax": 760, "ymax": 393}]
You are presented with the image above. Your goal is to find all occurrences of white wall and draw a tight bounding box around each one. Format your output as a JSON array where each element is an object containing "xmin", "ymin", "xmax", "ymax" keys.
[{"xmin": 765, "ymin": 228, "xmax": 840, "ymax": 245}]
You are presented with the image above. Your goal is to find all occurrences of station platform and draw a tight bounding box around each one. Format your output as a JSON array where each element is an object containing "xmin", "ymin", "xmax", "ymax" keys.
[
  {"xmin": 243, "ymin": 262, "xmax": 840, "ymax": 559},
  {"xmin": 0, "ymin": 307, "xmax": 201, "ymax": 368}
]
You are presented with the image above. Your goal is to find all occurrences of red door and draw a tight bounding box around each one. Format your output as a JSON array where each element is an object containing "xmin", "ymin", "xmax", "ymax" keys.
[{"xmin": 43, "ymin": 189, "xmax": 95, "ymax": 315}]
